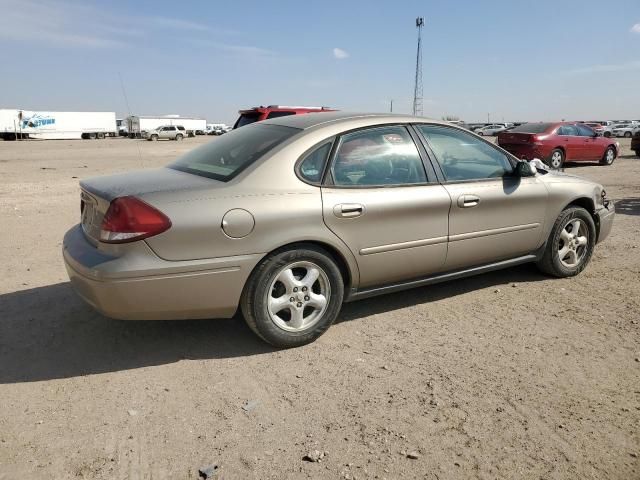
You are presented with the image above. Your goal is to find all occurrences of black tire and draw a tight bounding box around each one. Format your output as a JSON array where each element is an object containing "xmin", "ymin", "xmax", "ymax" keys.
[
  {"xmin": 547, "ymin": 148, "xmax": 565, "ymax": 169},
  {"xmin": 175, "ymin": 134, "xmax": 183, "ymax": 141},
  {"xmin": 624, "ymin": 131, "xmax": 632, "ymax": 138},
  {"xmin": 477, "ymin": 131, "xmax": 484, "ymax": 136},
  {"xmin": 536, "ymin": 207, "xmax": 596, "ymax": 278},
  {"xmin": 635, "ymin": 150, "xmax": 640, "ymax": 158},
  {"xmin": 88, "ymin": 133, "xmax": 97, "ymax": 140},
  {"xmin": 150, "ymin": 134, "xmax": 158, "ymax": 141},
  {"xmin": 240, "ymin": 246, "xmax": 344, "ymax": 347},
  {"xmin": 600, "ymin": 146, "xmax": 616, "ymax": 166},
  {"xmin": 603, "ymin": 132, "xmax": 611, "ymax": 138},
  {"xmin": 97, "ymin": 132, "xmax": 105, "ymax": 139}
]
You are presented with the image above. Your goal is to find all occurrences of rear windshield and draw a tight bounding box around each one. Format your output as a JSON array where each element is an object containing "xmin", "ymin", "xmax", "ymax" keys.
[
  {"xmin": 510, "ymin": 123, "xmax": 553, "ymax": 133},
  {"xmin": 234, "ymin": 112, "xmax": 261, "ymax": 128},
  {"xmin": 169, "ymin": 124, "xmax": 299, "ymax": 181}
]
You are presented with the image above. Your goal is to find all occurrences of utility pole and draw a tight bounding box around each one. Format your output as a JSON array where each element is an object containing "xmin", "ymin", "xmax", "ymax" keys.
[
  {"xmin": 390, "ymin": 99, "xmax": 393, "ymax": 113},
  {"xmin": 487, "ymin": 113, "xmax": 490, "ymax": 124},
  {"xmin": 412, "ymin": 17, "xmax": 424, "ymax": 116}
]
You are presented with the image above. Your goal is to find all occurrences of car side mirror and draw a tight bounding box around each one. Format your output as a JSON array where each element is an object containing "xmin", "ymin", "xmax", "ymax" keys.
[{"xmin": 515, "ymin": 160, "xmax": 536, "ymax": 177}]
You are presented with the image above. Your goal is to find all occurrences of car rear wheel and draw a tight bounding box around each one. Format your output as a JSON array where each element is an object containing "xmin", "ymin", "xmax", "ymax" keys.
[
  {"xmin": 624, "ymin": 131, "xmax": 632, "ymax": 138},
  {"xmin": 175, "ymin": 134, "xmax": 183, "ymax": 141},
  {"xmin": 536, "ymin": 207, "xmax": 595, "ymax": 278},
  {"xmin": 600, "ymin": 146, "xmax": 616, "ymax": 166},
  {"xmin": 548, "ymin": 149, "xmax": 564, "ymax": 169},
  {"xmin": 241, "ymin": 246, "xmax": 344, "ymax": 347}
]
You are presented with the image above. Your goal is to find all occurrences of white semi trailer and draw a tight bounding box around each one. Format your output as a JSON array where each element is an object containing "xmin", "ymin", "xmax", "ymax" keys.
[
  {"xmin": 0, "ymin": 109, "xmax": 116, "ymax": 140},
  {"xmin": 127, "ymin": 115, "xmax": 207, "ymax": 138}
]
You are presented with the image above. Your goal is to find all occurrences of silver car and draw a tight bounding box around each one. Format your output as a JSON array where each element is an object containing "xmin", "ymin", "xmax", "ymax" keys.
[
  {"xmin": 143, "ymin": 125, "xmax": 186, "ymax": 141},
  {"xmin": 475, "ymin": 124, "xmax": 508, "ymax": 136},
  {"xmin": 63, "ymin": 113, "xmax": 615, "ymax": 347}
]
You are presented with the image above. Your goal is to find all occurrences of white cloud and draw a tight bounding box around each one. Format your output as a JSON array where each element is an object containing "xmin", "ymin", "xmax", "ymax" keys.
[
  {"xmin": 631, "ymin": 23, "xmax": 640, "ymax": 34},
  {"xmin": 564, "ymin": 60, "xmax": 640, "ymax": 75},
  {"xmin": 333, "ymin": 47, "xmax": 349, "ymax": 60}
]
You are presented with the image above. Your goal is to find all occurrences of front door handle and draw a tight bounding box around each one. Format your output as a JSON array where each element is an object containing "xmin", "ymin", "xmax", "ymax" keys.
[
  {"xmin": 457, "ymin": 194, "xmax": 480, "ymax": 208},
  {"xmin": 334, "ymin": 203, "xmax": 364, "ymax": 218}
]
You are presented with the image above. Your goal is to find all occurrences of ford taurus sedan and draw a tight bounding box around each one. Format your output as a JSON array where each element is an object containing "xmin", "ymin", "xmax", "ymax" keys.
[{"xmin": 63, "ymin": 113, "xmax": 615, "ymax": 347}]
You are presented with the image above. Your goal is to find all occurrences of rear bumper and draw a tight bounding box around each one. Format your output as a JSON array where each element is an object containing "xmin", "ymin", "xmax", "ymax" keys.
[
  {"xmin": 595, "ymin": 202, "xmax": 615, "ymax": 244},
  {"xmin": 62, "ymin": 225, "xmax": 261, "ymax": 320},
  {"xmin": 499, "ymin": 144, "xmax": 548, "ymax": 160}
]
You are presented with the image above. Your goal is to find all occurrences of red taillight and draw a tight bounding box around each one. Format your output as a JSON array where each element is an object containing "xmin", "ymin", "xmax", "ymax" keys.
[
  {"xmin": 530, "ymin": 134, "xmax": 539, "ymax": 142},
  {"xmin": 100, "ymin": 196, "xmax": 171, "ymax": 244}
]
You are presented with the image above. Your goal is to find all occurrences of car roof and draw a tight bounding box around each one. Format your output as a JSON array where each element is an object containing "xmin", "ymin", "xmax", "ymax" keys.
[{"xmin": 262, "ymin": 111, "xmax": 450, "ymax": 130}]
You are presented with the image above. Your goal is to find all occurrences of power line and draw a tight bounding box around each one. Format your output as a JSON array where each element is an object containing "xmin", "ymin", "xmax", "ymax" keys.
[{"xmin": 412, "ymin": 17, "xmax": 424, "ymax": 117}]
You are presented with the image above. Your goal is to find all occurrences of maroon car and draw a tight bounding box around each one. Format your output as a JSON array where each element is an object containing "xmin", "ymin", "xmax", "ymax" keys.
[{"xmin": 497, "ymin": 122, "xmax": 618, "ymax": 169}]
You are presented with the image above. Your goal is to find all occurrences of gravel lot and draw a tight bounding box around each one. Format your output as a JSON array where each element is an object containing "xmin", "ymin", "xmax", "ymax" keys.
[{"xmin": 0, "ymin": 136, "xmax": 638, "ymax": 479}]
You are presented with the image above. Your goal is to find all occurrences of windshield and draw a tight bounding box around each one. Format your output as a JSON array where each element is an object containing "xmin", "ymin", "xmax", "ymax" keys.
[
  {"xmin": 234, "ymin": 112, "xmax": 261, "ymax": 129},
  {"xmin": 169, "ymin": 124, "xmax": 299, "ymax": 181},
  {"xmin": 510, "ymin": 123, "xmax": 553, "ymax": 134}
]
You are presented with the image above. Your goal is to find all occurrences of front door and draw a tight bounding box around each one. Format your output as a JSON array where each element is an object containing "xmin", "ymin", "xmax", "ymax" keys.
[
  {"xmin": 321, "ymin": 125, "xmax": 451, "ymax": 289},
  {"xmin": 415, "ymin": 124, "xmax": 549, "ymax": 270}
]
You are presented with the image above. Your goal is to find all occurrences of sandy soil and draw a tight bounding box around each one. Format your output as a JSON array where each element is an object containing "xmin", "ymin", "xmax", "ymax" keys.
[{"xmin": 0, "ymin": 135, "xmax": 638, "ymax": 479}]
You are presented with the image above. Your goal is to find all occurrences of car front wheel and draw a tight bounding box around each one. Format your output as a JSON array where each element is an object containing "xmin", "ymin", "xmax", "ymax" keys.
[
  {"xmin": 600, "ymin": 146, "xmax": 616, "ymax": 166},
  {"xmin": 536, "ymin": 207, "xmax": 596, "ymax": 278},
  {"xmin": 241, "ymin": 246, "xmax": 344, "ymax": 347},
  {"xmin": 624, "ymin": 132, "xmax": 632, "ymax": 138}
]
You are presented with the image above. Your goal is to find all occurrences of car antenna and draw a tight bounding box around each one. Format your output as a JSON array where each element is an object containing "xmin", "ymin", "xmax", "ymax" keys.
[{"xmin": 118, "ymin": 72, "xmax": 143, "ymax": 167}]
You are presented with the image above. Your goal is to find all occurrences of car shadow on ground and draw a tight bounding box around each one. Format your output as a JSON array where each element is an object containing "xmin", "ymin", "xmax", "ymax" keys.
[
  {"xmin": 0, "ymin": 264, "xmax": 547, "ymax": 384},
  {"xmin": 614, "ymin": 198, "xmax": 640, "ymax": 216}
]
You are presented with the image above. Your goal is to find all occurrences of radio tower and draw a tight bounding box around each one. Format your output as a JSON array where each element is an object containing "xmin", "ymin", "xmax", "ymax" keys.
[{"xmin": 412, "ymin": 17, "xmax": 424, "ymax": 116}]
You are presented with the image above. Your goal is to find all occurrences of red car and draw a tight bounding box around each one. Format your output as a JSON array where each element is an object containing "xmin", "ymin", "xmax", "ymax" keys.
[
  {"xmin": 497, "ymin": 122, "xmax": 619, "ymax": 169},
  {"xmin": 233, "ymin": 105, "xmax": 334, "ymax": 129}
]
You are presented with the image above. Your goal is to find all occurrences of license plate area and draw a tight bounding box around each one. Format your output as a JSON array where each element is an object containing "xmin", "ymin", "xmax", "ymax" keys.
[{"xmin": 80, "ymin": 191, "xmax": 98, "ymax": 236}]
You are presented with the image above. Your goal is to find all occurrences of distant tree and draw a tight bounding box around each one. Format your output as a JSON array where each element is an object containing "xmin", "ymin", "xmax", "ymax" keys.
[{"xmin": 442, "ymin": 115, "xmax": 460, "ymax": 122}]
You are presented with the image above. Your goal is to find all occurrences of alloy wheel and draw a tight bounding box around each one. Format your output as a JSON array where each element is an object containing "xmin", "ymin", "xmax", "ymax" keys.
[
  {"xmin": 267, "ymin": 261, "xmax": 331, "ymax": 332},
  {"xmin": 557, "ymin": 218, "xmax": 588, "ymax": 268},
  {"xmin": 550, "ymin": 151, "xmax": 563, "ymax": 169}
]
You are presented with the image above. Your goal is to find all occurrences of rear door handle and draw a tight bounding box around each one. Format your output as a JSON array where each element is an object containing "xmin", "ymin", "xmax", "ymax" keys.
[
  {"xmin": 333, "ymin": 203, "xmax": 364, "ymax": 218},
  {"xmin": 457, "ymin": 194, "xmax": 480, "ymax": 208}
]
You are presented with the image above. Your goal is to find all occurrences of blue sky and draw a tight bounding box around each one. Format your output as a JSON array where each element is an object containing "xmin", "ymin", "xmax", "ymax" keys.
[{"xmin": 1, "ymin": 0, "xmax": 639, "ymax": 123}]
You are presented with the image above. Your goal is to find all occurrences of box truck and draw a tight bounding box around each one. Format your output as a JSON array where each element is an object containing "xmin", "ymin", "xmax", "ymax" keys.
[
  {"xmin": 127, "ymin": 115, "xmax": 207, "ymax": 138},
  {"xmin": 0, "ymin": 109, "xmax": 116, "ymax": 140}
]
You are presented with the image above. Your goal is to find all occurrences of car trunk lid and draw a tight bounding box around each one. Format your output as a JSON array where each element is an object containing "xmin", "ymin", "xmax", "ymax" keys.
[{"xmin": 79, "ymin": 167, "xmax": 218, "ymax": 243}]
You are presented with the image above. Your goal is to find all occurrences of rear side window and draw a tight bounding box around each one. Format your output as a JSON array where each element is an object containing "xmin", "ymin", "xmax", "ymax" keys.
[
  {"xmin": 267, "ymin": 111, "xmax": 296, "ymax": 119},
  {"xmin": 331, "ymin": 126, "xmax": 427, "ymax": 187},
  {"xmin": 511, "ymin": 123, "xmax": 552, "ymax": 133},
  {"xmin": 298, "ymin": 141, "xmax": 333, "ymax": 185},
  {"xmin": 418, "ymin": 124, "xmax": 513, "ymax": 181},
  {"xmin": 170, "ymin": 124, "xmax": 299, "ymax": 181},
  {"xmin": 558, "ymin": 125, "xmax": 578, "ymax": 136}
]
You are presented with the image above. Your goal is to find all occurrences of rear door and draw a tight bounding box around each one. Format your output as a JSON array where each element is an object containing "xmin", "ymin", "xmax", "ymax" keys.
[
  {"xmin": 556, "ymin": 125, "xmax": 581, "ymax": 160},
  {"xmin": 321, "ymin": 124, "xmax": 451, "ymax": 289},
  {"xmin": 415, "ymin": 124, "xmax": 548, "ymax": 270}
]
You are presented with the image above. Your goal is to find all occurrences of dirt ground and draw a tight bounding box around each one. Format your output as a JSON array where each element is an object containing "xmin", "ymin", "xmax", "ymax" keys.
[{"xmin": 0, "ymin": 135, "xmax": 638, "ymax": 480}]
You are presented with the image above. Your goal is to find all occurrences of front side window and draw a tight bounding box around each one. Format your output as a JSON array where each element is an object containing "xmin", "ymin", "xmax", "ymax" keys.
[
  {"xmin": 417, "ymin": 124, "xmax": 513, "ymax": 181},
  {"xmin": 170, "ymin": 124, "xmax": 299, "ymax": 181},
  {"xmin": 330, "ymin": 126, "xmax": 427, "ymax": 187},
  {"xmin": 576, "ymin": 125, "xmax": 594, "ymax": 137}
]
